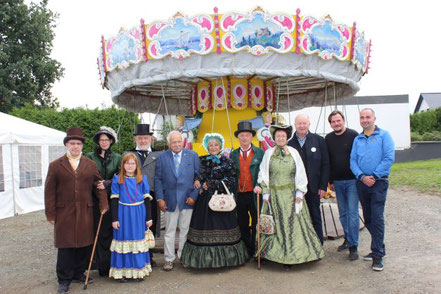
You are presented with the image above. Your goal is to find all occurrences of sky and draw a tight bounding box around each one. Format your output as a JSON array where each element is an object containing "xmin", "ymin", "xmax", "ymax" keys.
[{"xmin": 44, "ymin": 0, "xmax": 441, "ymax": 113}]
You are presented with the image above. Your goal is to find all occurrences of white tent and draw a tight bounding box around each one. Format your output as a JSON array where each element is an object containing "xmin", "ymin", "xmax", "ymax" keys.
[{"xmin": 0, "ymin": 112, "xmax": 66, "ymax": 219}]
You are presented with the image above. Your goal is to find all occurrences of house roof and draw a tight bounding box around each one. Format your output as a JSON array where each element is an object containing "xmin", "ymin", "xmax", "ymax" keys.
[{"xmin": 414, "ymin": 93, "xmax": 441, "ymax": 113}]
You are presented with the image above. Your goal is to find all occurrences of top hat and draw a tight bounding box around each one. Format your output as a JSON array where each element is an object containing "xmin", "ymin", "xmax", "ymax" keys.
[
  {"xmin": 234, "ymin": 121, "xmax": 256, "ymax": 137},
  {"xmin": 134, "ymin": 124, "xmax": 153, "ymax": 135},
  {"xmin": 269, "ymin": 124, "xmax": 294, "ymax": 142},
  {"xmin": 93, "ymin": 126, "xmax": 118, "ymax": 145},
  {"xmin": 64, "ymin": 127, "xmax": 85, "ymax": 145}
]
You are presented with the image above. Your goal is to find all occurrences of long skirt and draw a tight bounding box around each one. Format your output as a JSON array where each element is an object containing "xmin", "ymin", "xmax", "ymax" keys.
[{"xmin": 181, "ymin": 191, "xmax": 249, "ymax": 268}]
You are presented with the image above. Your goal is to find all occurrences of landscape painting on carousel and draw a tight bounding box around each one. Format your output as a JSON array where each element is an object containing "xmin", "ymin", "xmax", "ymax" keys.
[
  {"xmin": 147, "ymin": 15, "xmax": 214, "ymax": 59},
  {"xmin": 105, "ymin": 27, "xmax": 144, "ymax": 71},
  {"xmin": 221, "ymin": 11, "xmax": 295, "ymax": 55},
  {"xmin": 301, "ymin": 17, "xmax": 350, "ymax": 60},
  {"xmin": 353, "ymin": 33, "xmax": 369, "ymax": 71}
]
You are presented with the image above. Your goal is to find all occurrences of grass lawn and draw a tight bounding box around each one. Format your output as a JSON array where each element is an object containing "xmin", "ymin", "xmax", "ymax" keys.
[{"xmin": 390, "ymin": 159, "xmax": 441, "ymax": 195}]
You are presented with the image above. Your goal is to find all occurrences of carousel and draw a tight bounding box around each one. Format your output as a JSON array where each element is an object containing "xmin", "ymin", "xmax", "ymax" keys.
[{"xmin": 97, "ymin": 6, "xmax": 370, "ymax": 239}]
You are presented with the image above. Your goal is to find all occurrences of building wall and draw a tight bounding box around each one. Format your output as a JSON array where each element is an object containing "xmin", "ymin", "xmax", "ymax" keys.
[{"xmin": 284, "ymin": 98, "xmax": 411, "ymax": 150}]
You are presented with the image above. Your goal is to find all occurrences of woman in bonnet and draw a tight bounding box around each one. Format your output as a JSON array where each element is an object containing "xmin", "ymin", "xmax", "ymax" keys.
[{"xmin": 180, "ymin": 133, "xmax": 249, "ymax": 268}]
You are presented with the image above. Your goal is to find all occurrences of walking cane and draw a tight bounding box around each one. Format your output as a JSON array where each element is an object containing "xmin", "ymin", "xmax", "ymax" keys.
[
  {"xmin": 83, "ymin": 212, "xmax": 104, "ymax": 290},
  {"xmin": 256, "ymin": 192, "xmax": 261, "ymax": 270}
]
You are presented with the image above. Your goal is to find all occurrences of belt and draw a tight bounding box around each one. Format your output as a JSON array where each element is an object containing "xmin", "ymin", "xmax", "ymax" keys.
[{"xmin": 119, "ymin": 200, "xmax": 144, "ymax": 206}]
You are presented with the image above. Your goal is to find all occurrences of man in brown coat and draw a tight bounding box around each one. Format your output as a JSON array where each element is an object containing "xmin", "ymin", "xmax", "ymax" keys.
[{"xmin": 45, "ymin": 127, "xmax": 108, "ymax": 293}]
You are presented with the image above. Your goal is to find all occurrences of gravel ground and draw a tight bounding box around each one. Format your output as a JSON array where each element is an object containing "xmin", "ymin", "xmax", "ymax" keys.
[{"xmin": 1, "ymin": 187, "xmax": 440, "ymax": 294}]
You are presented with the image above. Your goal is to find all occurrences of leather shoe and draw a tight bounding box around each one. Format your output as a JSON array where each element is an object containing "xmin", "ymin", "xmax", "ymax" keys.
[
  {"xmin": 337, "ymin": 239, "xmax": 349, "ymax": 252},
  {"xmin": 163, "ymin": 261, "xmax": 174, "ymax": 271},
  {"xmin": 57, "ymin": 283, "xmax": 69, "ymax": 293}
]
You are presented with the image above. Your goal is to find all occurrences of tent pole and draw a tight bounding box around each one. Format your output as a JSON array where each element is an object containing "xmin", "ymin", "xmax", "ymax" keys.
[{"xmin": 10, "ymin": 145, "xmax": 17, "ymax": 215}]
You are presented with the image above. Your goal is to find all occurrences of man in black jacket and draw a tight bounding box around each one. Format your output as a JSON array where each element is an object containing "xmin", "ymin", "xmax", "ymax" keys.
[
  {"xmin": 288, "ymin": 114, "xmax": 330, "ymax": 244},
  {"xmin": 127, "ymin": 123, "xmax": 162, "ymax": 267}
]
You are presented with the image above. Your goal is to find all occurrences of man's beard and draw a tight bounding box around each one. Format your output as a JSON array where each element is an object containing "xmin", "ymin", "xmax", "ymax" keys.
[{"xmin": 137, "ymin": 144, "xmax": 150, "ymax": 151}]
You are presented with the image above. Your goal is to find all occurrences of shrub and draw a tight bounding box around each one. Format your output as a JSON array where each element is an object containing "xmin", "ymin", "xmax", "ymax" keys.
[{"xmin": 10, "ymin": 104, "xmax": 140, "ymax": 153}]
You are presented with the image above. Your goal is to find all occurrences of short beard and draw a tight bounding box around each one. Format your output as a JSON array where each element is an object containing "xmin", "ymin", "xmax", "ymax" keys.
[{"xmin": 137, "ymin": 145, "xmax": 150, "ymax": 151}]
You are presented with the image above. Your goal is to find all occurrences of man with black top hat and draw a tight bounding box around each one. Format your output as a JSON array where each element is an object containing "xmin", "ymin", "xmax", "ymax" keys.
[
  {"xmin": 127, "ymin": 123, "xmax": 162, "ymax": 266},
  {"xmin": 230, "ymin": 121, "xmax": 264, "ymax": 257},
  {"xmin": 288, "ymin": 114, "xmax": 330, "ymax": 244},
  {"xmin": 45, "ymin": 127, "xmax": 108, "ymax": 293}
]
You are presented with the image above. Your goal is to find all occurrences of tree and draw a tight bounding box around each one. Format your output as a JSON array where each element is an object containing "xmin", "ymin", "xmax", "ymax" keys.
[
  {"xmin": 0, "ymin": 0, "xmax": 64, "ymax": 113},
  {"xmin": 11, "ymin": 105, "xmax": 141, "ymax": 154}
]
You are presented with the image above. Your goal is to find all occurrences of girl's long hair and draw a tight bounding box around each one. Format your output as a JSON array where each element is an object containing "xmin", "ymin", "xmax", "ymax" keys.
[{"xmin": 118, "ymin": 153, "xmax": 143, "ymax": 184}]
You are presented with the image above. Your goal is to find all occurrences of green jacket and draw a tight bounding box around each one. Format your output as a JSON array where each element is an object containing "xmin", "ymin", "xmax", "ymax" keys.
[
  {"xmin": 230, "ymin": 144, "xmax": 264, "ymax": 206},
  {"xmin": 86, "ymin": 151, "xmax": 122, "ymax": 195}
]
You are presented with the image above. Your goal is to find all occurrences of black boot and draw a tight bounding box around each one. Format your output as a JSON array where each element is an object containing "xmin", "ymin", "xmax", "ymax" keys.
[
  {"xmin": 338, "ymin": 239, "xmax": 349, "ymax": 251},
  {"xmin": 57, "ymin": 283, "xmax": 69, "ymax": 293},
  {"xmin": 349, "ymin": 246, "xmax": 359, "ymax": 260}
]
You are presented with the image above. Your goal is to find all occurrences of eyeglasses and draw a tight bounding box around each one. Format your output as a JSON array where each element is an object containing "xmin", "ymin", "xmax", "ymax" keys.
[
  {"xmin": 124, "ymin": 162, "xmax": 137, "ymax": 166},
  {"xmin": 67, "ymin": 142, "xmax": 83, "ymax": 146}
]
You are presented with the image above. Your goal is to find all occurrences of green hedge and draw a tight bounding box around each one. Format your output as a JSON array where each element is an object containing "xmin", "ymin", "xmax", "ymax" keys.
[
  {"xmin": 10, "ymin": 105, "xmax": 140, "ymax": 154},
  {"xmin": 410, "ymin": 107, "xmax": 441, "ymax": 141}
]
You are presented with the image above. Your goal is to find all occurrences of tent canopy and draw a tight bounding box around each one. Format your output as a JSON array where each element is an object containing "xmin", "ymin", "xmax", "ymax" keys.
[{"xmin": 0, "ymin": 112, "xmax": 66, "ymax": 144}]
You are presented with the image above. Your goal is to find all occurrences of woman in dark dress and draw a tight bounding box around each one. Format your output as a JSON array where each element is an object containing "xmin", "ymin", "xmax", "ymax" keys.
[
  {"xmin": 86, "ymin": 126, "xmax": 122, "ymax": 276},
  {"xmin": 180, "ymin": 133, "xmax": 249, "ymax": 268}
]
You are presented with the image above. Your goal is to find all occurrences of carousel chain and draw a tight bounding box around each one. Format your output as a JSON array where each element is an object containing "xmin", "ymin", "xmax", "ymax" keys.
[
  {"xmin": 286, "ymin": 79, "xmax": 291, "ymax": 126},
  {"xmin": 314, "ymin": 81, "xmax": 328, "ymax": 134},
  {"xmin": 221, "ymin": 76, "xmax": 234, "ymax": 149},
  {"xmin": 275, "ymin": 78, "xmax": 281, "ymax": 125}
]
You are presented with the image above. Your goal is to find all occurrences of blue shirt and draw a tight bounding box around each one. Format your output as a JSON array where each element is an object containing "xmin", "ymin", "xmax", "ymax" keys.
[
  {"xmin": 350, "ymin": 126, "xmax": 395, "ymax": 179},
  {"xmin": 296, "ymin": 132, "xmax": 308, "ymax": 148}
]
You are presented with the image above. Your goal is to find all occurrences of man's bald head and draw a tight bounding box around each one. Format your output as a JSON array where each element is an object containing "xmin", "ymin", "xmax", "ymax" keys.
[{"xmin": 294, "ymin": 114, "xmax": 311, "ymax": 138}]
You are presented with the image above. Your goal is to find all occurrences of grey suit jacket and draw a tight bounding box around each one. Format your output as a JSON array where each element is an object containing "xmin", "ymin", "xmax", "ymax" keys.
[{"xmin": 125, "ymin": 150, "xmax": 162, "ymax": 192}]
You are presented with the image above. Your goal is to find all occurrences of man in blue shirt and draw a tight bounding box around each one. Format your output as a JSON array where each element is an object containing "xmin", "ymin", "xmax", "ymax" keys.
[{"xmin": 350, "ymin": 108, "xmax": 395, "ymax": 271}]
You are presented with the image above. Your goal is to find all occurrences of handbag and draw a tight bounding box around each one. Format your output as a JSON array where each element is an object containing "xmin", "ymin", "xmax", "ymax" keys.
[
  {"xmin": 259, "ymin": 201, "xmax": 275, "ymax": 235},
  {"xmin": 145, "ymin": 229, "xmax": 155, "ymax": 249},
  {"xmin": 208, "ymin": 180, "xmax": 236, "ymax": 212}
]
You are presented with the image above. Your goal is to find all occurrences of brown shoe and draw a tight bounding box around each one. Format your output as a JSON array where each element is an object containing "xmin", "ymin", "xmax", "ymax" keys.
[{"xmin": 163, "ymin": 261, "xmax": 174, "ymax": 271}]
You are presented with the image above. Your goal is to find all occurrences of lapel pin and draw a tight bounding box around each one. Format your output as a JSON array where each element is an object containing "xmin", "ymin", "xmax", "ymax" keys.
[{"xmin": 311, "ymin": 147, "xmax": 317, "ymax": 152}]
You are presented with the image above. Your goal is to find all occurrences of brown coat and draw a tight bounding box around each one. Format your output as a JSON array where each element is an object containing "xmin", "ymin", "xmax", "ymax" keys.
[{"xmin": 45, "ymin": 155, "xmax": 109, "ymax": 248}]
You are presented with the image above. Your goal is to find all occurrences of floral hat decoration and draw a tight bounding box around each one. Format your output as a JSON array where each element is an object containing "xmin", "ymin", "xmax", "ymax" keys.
[
  {"xmin": 202, "ymin": 133, "xmax": 225, "ymax": 153},
  {"xmin": 269, "ymin": 124, "xmax": 294, "ymax": 142}
]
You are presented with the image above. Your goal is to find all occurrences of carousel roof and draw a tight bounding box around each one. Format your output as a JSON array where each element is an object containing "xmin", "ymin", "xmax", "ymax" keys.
[{"xmin": 98, "ymin": 7, "xmax": 371, "ymax": 114}]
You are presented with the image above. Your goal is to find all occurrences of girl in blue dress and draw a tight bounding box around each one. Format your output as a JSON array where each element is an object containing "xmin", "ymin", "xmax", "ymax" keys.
[{"xmin": 109, "ymin": 153, "xmax": 152, "ymax": 282}]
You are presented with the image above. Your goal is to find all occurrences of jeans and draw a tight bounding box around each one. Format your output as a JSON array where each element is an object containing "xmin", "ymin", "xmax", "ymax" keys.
[
  {"xmin": 334, "ymin": 179, "xmax": 360, "ymax": 247},
  {"xmin": 356, "ymin": 179, "xmax": 388, "ymax": 259}
]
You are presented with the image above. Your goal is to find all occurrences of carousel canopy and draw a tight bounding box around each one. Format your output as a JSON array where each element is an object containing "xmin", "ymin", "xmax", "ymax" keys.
[{"xmin": 98, "ymin": 7, "xmax": 371, "ymax": 115}]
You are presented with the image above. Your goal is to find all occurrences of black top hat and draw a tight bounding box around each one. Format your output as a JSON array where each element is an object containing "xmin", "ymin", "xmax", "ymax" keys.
[
  {"xmin": 234, "ymin": 121, "xmax": 256, "ymax": 137},
  {"xmin": 134, "ymin": 124, "xmax": 153, "ymax": 135},
  {"xmin": 64, "ymin": 127, "xmax": 85, "ymax": 145}
]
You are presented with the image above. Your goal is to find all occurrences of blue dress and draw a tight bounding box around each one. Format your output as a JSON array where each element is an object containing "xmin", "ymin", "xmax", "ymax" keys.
[{"xmin": 109, "ymin": 175, "xmax": 152, "ymax": 279}]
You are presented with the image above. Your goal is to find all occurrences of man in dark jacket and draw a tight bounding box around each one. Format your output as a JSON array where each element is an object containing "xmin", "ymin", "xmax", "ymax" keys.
[
  {"xmin": 45, "ymin": 127, "xmax": 108, "ymax": 293},
  {"xmin": 288, "ymin": 114, "xmax": 330, "ymax": 244},
  {"xmin": 230, "ymin": 121, "xmax": 264, "ymax": 257},
  {"xmin": 128, "ymin": 123, "xmax": 162, "ymax": 267}
]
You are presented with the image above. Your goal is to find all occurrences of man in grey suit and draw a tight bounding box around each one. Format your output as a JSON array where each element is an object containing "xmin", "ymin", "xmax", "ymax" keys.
[
  {"xmin": 128, "ymin": 123, "xmax": 162, "ymax": 266},
  {"xmin": 155, "ymin": 131, "xmax": 200, "ymax": 271}
]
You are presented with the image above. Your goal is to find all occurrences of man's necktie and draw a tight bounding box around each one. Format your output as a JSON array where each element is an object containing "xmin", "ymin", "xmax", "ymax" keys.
[{"xmin": 174, "ymin": 153, "xmax": 180, "ymax": 174}]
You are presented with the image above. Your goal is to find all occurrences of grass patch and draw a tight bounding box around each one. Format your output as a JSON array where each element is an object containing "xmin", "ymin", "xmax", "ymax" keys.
[{"xmin": 390, "ymin": 159, "xmax": 441, "ymax": 195}]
